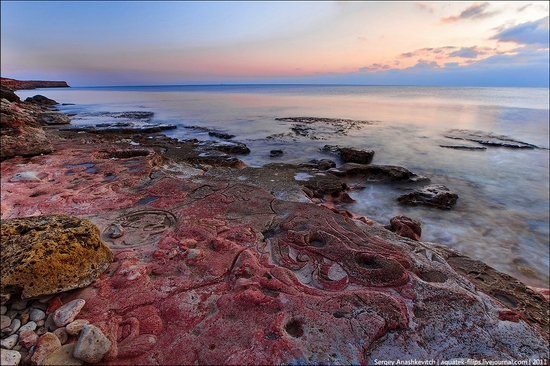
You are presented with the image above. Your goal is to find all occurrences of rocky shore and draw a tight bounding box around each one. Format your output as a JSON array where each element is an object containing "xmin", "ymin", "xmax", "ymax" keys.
[
  {"xmin": 1, "ymin": 81, "xmax": 549, "ymax": 365},
  {"xmin": 1, "ymin": 78, "xmax": 69, "ymax": 90}
]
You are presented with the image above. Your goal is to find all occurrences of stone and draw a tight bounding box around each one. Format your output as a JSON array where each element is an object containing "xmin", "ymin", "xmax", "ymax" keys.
[
  {"xmin": 29, "ymin": 308, "xmax": 46, "ymax": 322},
  {"xmin": 322, "ymin": 145, "xmax": 375, "ymax": 164},
  {"xmin": 73, "ymin": 324, "xmax": 112, "ymax": 363},
  {"xmin": 24, "ymin": 94, "xmax": 58, "ymax": 105},
  {"xmin": 0, "ymin": 349, "xmax": 21, "ymax": 366},
  {"xmin": 10, "ymin": 300, "xmax": 27, "ymax": 311},
  {"xmin": 445, "ymin": 129, "xmax": 538, "ymax": 149},
  {"xmin": 53, "ymin": 299, "xmax": 86, "ymax": 327},
  {"xmin": 7, "ymin": 318, "xmax": 20, "ymax": 335},
  {"xmin": 17, "ymin": 321, "xmax": 36, "ymax": 333},
  {"xmin": 327, "ymin": 163, "xmax": 428, "ymax": 182},
  {"xmin": 42, "ymin": 343, "xmax": 83, "ymax": 365},
  {"xmin": 31, "ymin": 332, "xmax": 61, "ymax": 365},
  {"xmin": 65, "ymin": 319, "xmax": 89, "ymax": 336},
  {"xmin": 17, "ymin": 329, "xmax": 38, "ymax": 348},
  {"xmin": 0, "ymin": 85, "xmax": 20, "ymax": 103},
  {"xmin": 1, "ymin": 315, "xmax": 11, "ymax": 329},
  {"xmin": 0, "ymin": 214, "xmax": 113, "ymax": 303},
  {"xmin": 208, "ymin": 131, "xmax": 235, "ymax": 139},
  {"xmin": 36, "ymin": 111, "xmax": 71, "ymax": 125},
  {"xmin": 0, "ymin": 100, "xmax": 53, "ymax": 159},
  {"xmin": 386, "ymin": 215, "xmax": 422, "ymax": 241},
  {"xmin": 53, "ymin": 327, "xmax": 68, "ymax": 344},
  {"xmin": 1, "ymin": 334, "xmax": 18, "ymax": 349},
  {"xmin": 0, "ymin": 306, "xmax": 6, "ymax": 315},
  {"xmin": 397, "ymin": 184, "xmax": 459, "ymax": 209},
  {"xmin": 270, "ymin": 149, "xmax": 284, "ymax": 157},
  {"xmin": 47, "ymin": 297, "xmax": 63, "ymax": 314},
  {"xmin": 19, "ymin": 313, "xmax": 29, "ymax": 326}
]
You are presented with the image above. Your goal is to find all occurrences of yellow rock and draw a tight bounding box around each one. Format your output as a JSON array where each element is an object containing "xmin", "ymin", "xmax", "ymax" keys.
[{"xmin": 1, "ymin": 214, "xmax": 113, "ymax": 304}]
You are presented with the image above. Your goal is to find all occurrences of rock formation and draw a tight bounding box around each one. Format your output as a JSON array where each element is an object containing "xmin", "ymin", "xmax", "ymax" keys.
[
  {"xmin": 1, "ymin": 77, "xmax": 69, "ymax": 90},
  {"xmin": 1, "ymin": 214, "xmax": 113, "ymax": 303}
]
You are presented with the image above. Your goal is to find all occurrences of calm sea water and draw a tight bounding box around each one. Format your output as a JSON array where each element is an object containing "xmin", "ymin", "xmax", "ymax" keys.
[{"xmin": 15, "ymin": 85, "xmax": 550, "ymax": 288}]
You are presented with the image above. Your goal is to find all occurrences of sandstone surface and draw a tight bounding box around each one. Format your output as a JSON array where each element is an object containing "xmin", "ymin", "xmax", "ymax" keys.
[{"xmin": 0, "ymin": 215, "xmax": 113, "ymax": 303}]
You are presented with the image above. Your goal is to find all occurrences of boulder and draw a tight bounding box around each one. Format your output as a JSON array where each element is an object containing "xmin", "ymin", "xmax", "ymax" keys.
[
  {"xmin": 0, "ymin": 214, "xmax": 113, "ymax": 304},
  {"xmin": 328, "ymin": 163, "xmax": 428, "ymax": 182},
  {"xmin": 36, "ymin": 111, "xmax": 71, "ymax": 125},
  {"xmin": 1, "ymin": 100, "xmax": 53, "ymax": 159},
  {"xmin": 0, "ymin": 85, "xmax": 20, "ymax": 103},
  {"xmin": 24, "ymin": 94, "xmax": 58, "ymax": 105},
  {"xmin": 385, "ymin": 215, "xmax": 422, "ymax": 241},
  {"xmin": 397, "ymin": 184, "xmax": 459, "ymax": 209},
  {"xmin": 322, "ymin": 145, "xmax": 375, "ymax": 164}
]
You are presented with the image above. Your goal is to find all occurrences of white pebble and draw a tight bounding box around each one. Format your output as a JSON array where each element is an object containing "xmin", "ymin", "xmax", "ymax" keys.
[
  {"xmin": 0, "ymin": 349, "xmax": 22, "ymax": 366},
  {"xmin": 53, "ymin": 299, "xmax": 85, "ymax": 327},
  {"xmin": 0, "ymin": 334, "xmax": 19, "ymax": 349},
  {"xmin": 73, "ymin": 325, "xmax": 112, "ymax": 363},
  {"xmin": 17, "ymin": 321, "xmax": 36, "ymax": 333}
]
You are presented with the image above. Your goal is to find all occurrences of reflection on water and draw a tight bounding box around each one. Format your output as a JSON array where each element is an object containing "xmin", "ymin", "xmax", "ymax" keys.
[{"xmin": 15, "ymin": 85, "xmax": 549, "ymax": 287}]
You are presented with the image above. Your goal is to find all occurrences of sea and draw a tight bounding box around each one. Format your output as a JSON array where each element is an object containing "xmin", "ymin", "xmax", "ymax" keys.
[{"xmin": 14, "ymin": 85, "xmax": 550, "ymax": 288}]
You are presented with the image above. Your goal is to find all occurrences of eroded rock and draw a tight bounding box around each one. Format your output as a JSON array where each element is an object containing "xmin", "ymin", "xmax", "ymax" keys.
[
  {"xmin": 322, "ymin": 145, "xmax": 375, "ymax": 164},
  {"xmin": 0, "ymin": 215, "xmax": 113, "ymax": 303},
  {"xmin": 397, "ymin": 184, "xmax": 459, "ymax": 209}
]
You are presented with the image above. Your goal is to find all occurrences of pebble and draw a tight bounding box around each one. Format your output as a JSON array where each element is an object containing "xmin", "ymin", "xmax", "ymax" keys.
[
  {"xmin": 10, "ymin": 300, "xmax": 28, "ymax": 311},
  {"xmin": 38, "ymin": 295, "xmax": 54, "ymax": 304},
  {"xmin": 36, "ymin": 327, "xmax": 48, "ymax": 336},
  {"xmin": 5, "ymin": 310, "xmax": 17, "ymax": 320},
  {"xmin": 73, "ymin": 324, "xmax": 112, "ymax": 363},
  {"xmin": 0, "ymin": 334, "xmax": 18, "ymax": 349},
  {"xmin": 53, "ymin": 299, "xmax": 86, "ymax": 327},
  {"xmin": 53, "ymin": 327, "xmax": 68, "ymax": 345},
  {"xmin": 7, "ymin": 319, "xmax": 21, "ymax": 335},
  {"xmin": 47, "ymin": 297, "xmax": 63, "ymax": 314},
  {"xmin": 31, "ymin": 332, "xmax": 61, "ymax": 365},
  {"xmin": 1, "ymin": 315, "xmax": 11, "ymax": 329},
  {"xmin": 18, "ymin": 329, "xmax": 38, "ymax": 349},
  {"xmin": 65, "ymin": 319, "xmax": 90, "ymax": 336},
  {"xmin": 45, "ymin": 313, "xmax": 57, "ymax": 331},
  {"xmin": 31, "ymin": 302, "xmax": 48, "ymax": 312},
  {"xmin": 17, "ymin": 321, "xmax": 37, "ymax": 333},
  {"xmin": 0, "ymin": 349, "xmax": 22, "ymax": 366},
  {"xmin": 19, "ymin": 313, "xmax": 29, "ymax": 326},
  {"xmin": 0, "ymin": 306, "xmax": 6, "ymax": 315},
  {"xmin": 42, "ymin": 343, "xmax": 83, "ymax": 366}
]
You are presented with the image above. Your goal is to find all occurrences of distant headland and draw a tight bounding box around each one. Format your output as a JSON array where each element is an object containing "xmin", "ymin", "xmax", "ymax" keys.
[{"xmin": 1, "ymin": 77, "xmax": 69, "ymax": 90}]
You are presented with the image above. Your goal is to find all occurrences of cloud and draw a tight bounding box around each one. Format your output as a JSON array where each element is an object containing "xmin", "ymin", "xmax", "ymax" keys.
[
  {"xmin": 492, "ymin": 16, "xmax": 549, "ymax": 46},
  {"xmin": 416, "ymin": 2, "xmax": 434, "ymax": 13},
  {"xmin": 441, "ymin": 2, "xmax": 500, "ymax": 23},
  {"xmin": 450, "ymin": 46, "xmax": 484, "ymax": 58}
]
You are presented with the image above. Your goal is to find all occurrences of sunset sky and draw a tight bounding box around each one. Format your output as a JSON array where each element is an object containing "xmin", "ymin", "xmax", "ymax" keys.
[{"xmin": 1, "ymin": 1, "xmax": 548, "ymax": 87}]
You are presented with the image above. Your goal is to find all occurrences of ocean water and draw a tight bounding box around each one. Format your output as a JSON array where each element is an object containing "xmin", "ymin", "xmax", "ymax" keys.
[{"xmin": 15, "ymin": 85, "xmax": 550, "ymax": 288}]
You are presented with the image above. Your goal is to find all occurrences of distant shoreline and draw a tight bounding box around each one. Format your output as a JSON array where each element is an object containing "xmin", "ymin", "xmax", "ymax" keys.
[{"xmin": 1, "ymin": 77, "xmax": 69, "ymax": 90}]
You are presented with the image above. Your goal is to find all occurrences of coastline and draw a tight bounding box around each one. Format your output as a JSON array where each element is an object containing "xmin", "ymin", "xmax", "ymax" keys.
[{"xmin": 1, "ymin": 83, "xmax": 549, "ymax": 364}]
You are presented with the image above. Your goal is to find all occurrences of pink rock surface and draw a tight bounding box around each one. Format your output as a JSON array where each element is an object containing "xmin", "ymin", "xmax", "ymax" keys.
[
  {"xmin": 1, "ymin": 132, "xmax": 548, "ymax": 364},
  {"xmin": 53, "ymin": 299, "xmax": 86, "ymax": 327}
]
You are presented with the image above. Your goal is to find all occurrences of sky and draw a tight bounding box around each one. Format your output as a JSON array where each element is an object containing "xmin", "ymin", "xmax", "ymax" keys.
[{"xmin": 1, "ymin": 1, "xmax": 549, "ymax": 87}]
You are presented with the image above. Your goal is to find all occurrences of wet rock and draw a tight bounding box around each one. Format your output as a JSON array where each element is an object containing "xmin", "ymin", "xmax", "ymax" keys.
[
  {"xmin": 73, "ymin": 324, "xmax": 112, "ymax": 363},
  {"xmin": 322, "ymin": 145, "xmax": 375, "ymax": 164},
  {"xmin": 445, "ymin": 129, "xmax": 538, "ymax": 149},
  {"xmin": 328, "ymin": 163, "xmax": 428, "ymax": 182},
  {"xmin": 24, "ymin": 94, "xmax": 58, "ymax": 105},
  {"xmin": 209, "ymin": 131, "xmax": 235, "ymax": 139},
  {"xmin": 386, "ymin": 215, "xmax": 422, "ymax": 241},
  {"xmin": 397, "ymin": 184, "xmax": 459, "ymax": 209},
  {"xmin": 199, "ymin": 140, "xmax": 251, "ymax": 155},
  {"xmin": 53, "ymin": 299, "xmax": 86, "ymax": 327},
  {"xmin": 0, "ymin": 215, "xmax": 113, "ymax": 303},
  {"xmin": 42, "ymin": 343, "xmax": 83, "ymax": 366},
  {"xmin": 36, "ymin": 111, "xmax": 71, "ymax": 125},
  {"xmin": 270, "ymin": 149, "xmax": 284, "ymax": 157},
  {"xmin": 0, "ymin": 349, "xmax": 21, "ymax": 366},
  {"xmin": 440, "ymin": 145, "xmax": 487, "ymax": 150}
]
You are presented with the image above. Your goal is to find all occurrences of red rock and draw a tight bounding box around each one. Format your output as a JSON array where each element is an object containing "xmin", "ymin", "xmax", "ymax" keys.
[
  {"xmin": 18, "ymin": 329, "xmax": 38, "ymax": 348},
  {"xmin": 387, "ymin": 215, "xmax": 422, "ymax": 241},
  {"xmin": 31, "ymin": 332, "xmax": 61, "ymax": 365},
  {"xmin": 47, "ymin": 297, "xmax": 63, "ymax": 314}
]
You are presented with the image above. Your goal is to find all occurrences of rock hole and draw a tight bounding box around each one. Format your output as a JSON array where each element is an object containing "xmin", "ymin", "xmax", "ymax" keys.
[
  {"xmin": 493, "ymin": 293, "xmax": 519, "ymax": 308},
  {"xmin": 284, "ymin": 319, "xmax": 304, "ymax": 338},
  {"xmin": 356, "ymin": 254, "xmax": 383, "ymax": 269},
  {"xmin": 332, "ymin": 311, "xmax": 346, "ymax": 318},
  {"xmin": 419, "ymin": 270, "xmax": 447, "ymax": 283}
]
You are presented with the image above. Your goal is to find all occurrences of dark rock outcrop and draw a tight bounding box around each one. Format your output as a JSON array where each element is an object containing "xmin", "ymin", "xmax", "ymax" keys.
[
  {"xmin": 36, "ymin": 111, "xmax": 71, "ymax": 125},
  {"xmin": 24, "ymin": 95, "xmax": 58, "ymax": 105},
  {"xmin": 328, "ymin": 163, "xmax": 428, "ymax": 182},
  {"xmin": 322, "ymin": 145, "xmax": 375, "ymax": 164},
  {"xmin": 1, "ymin": 214, "xmax": 113, "ymax": 304},
  {"xmin": 397, "ymin": 184, "xmax": 459, "ymax": 209},
  {"xmin": 385, "ymin": 215, "xmax": 422, "ymax": 241},
  {"xmin": 445, "ymin": 129, "xmax": 538, "ymax": 149},
  {"xmin": 1, "ymin": 85, "xmax": 20, "ymax": 103}
]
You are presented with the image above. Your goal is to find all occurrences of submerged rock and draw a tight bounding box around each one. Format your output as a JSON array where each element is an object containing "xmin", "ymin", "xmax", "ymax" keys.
[
  {"xmin": 328, "ymin": 163, "xmax": 428, "ymax": 182},
  {"xmin": 24, "ymin": 95, "xmax": 58, "ymax": 105},
  {"xmin": 0, "ymin": 215, "xmax": 113, "ymax": 304},
  {"xmin": 445, "ymin": 129, "xmax": 538, "ymax": 149},
  {"xmin": 322, "ymin": 145, "xmax": 375, "ymax": 164},
  {"xmin": 397, "ymin": 184, "xmax": 459, "ymax": 209}
]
